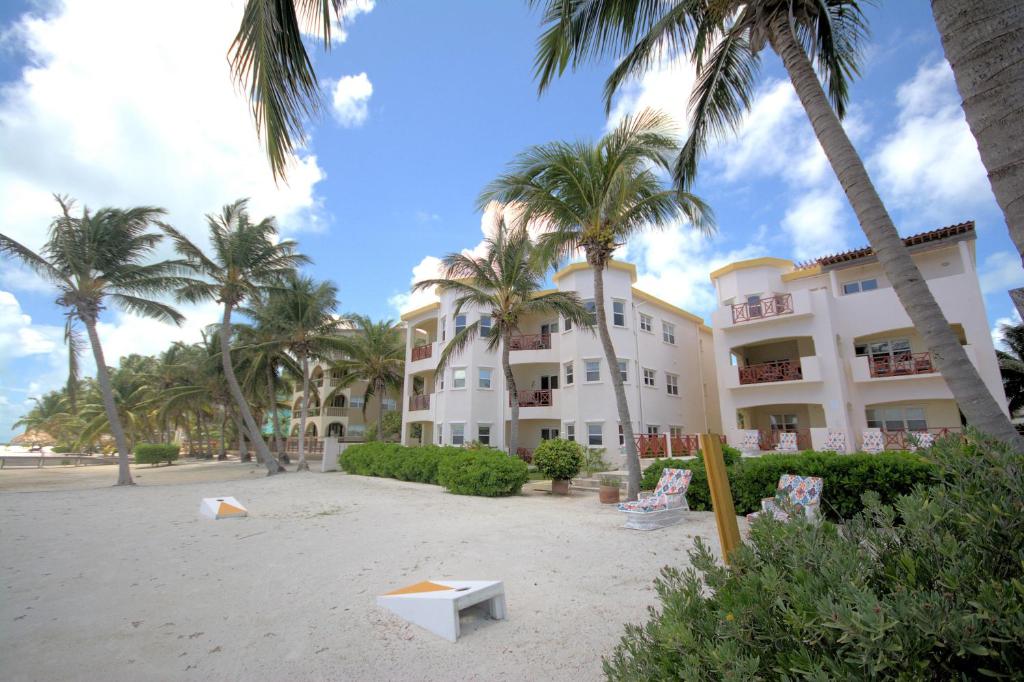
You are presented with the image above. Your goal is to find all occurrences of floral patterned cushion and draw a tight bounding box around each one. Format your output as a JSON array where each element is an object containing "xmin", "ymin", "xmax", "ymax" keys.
[
  {"xmin": 653, "ymin": 468, "xmax": 692, "ymax": 497},
  {"xmin": 738, "ymin": 430, "xmax": 760, "ymax": 451},
  {"xmin": 823, "ymin": 431, "xmax": 847, "ymax": 453},
  {"xmin": 618, "ymin": 469, "xmax": 692, "ymax": 514},
  {"xmin": 748, "ymin": 475, "xmax": 823, "ymax": 523},
  {"xmin": 775, "ymin": 432, "xmax": 798, "ymax": 451},
  {"xmin": 862, "ymin": 430, "xmax": 884, "ymax": 453}
]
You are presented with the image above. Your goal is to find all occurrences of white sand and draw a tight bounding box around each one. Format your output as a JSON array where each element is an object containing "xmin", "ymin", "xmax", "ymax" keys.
[{"xmin": 1, "ymin": 470, "xmax": 730, "ymax": 681}]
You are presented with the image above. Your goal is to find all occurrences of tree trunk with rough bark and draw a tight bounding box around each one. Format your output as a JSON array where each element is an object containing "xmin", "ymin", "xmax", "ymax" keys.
[
  {"xmin": 237, "ymin": 412, "xmax": 250, "ymax": 462},
  {"xmin": 502, "ymin": 331, "xmax": 520, "ymax": 455},
  {"xmin": 296, "ymin": 352, "xmax": 311, "ymax": 471},
  {"xmin": 770, "ymin": 15, "xmax": 1024, "ymax": 451},
  {"xmin": 591, "ymin": 264, "xmax": 640, "ymax": 499},
  {"xmin": 931, "ymin": 0, "xmax": 1024, "ymax": 263},
  {"xmin": 218, "ymin": 406, "xmax": 227, "ymax": 460},
  {"xmin": 84, "ymin": 318, "xmax": 134, "ymax": 485},
  {"xmin": 265, "ymin": 362, "xmax": 284, "ymax": 459},
  {"xmin": 376, "ymin": 380, "xmax": 386, "ymax": 441}
]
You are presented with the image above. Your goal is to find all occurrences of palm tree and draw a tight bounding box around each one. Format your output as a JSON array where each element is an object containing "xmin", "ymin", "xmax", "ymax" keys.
[
  {"xmin": 12, "ymin": 390, "xmax": 77, "ymax": 447},
  {"xmin": 481, "ymin": 110, "xmax": 711, "ymax": 498},
  {"xmin": 413, "ymin": 219, "xmax": 594, "ymax": 455},
  {"xmin": 930, "ymin": 1, "xmax": 1024, "ymax": 264},
  {"xmin": 996, "ymin": 322, "xmax": 1024, "ymax": 418},
  {"xmin": 0, "ymin": 196, "xmax": 187, "ymax": 485},
  {"xmin": 329, "ymin": 315, "xmax": 405, "ymax": 442},
  {"xmin": 530, "ymin": 0, "xmax": 1024, "ymax": 452},
  {"xmin": 161, "ymin": 199, "xmax": 309, "ymax": 474}
]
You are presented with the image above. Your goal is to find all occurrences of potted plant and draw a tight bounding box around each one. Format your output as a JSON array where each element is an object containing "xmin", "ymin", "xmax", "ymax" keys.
[
  {"xmin": 599, "ymin": 475, "xmax": 621, "ymax": 504},
  {"xmin": 533, "ymin": 438, "xmax": 584, "ymax": 495}
]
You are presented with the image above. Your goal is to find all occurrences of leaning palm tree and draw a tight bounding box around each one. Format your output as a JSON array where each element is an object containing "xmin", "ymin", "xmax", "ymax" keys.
[
  {"xmin": 481, "ymin": 110, "xmax": 712, "ymax": 498},
  {"xmin": 530, "ymin": 0, "xmax": 1024, "ymax": 451},
  {"xmin": 413, "ymin": 220, "xmax": 594, "ymax": 455},
  {"xmin": 329, "ymin": 315, "xmax": 405, "ymax": 442},
  {"xmin": 161, "ymin": 199, "xmax": 310, "ymax": 474},
  {"xmin": 0, "ymin": 196, "xmax": 187, "ymax": 485},
  {"xmin": 996, "ymin": 321, "xmax": 1024, "ymax": 418}
]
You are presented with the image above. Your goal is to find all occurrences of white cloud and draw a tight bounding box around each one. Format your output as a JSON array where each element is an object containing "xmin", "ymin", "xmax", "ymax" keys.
[
  {"xmin": 0, "ymin": 290, "xmax": 63, "ymax": 363},
  {"xmin": 781, "ymin": 190, "xmax": 851, "ymax": 261},
  {"xmin": 331, "ymin": 73, "xmax": 373, "ymax": 127},
  {"xmin": 302, "ymin": 0, "xmax": 375, "ymax": 44},
  {"xmin": 980, "ymin": 251, "xmax": 1024, "ymax": 295},
  {"xmin": 991, "ymin": 308, "xmax": 1022, "ymax": 350},
  {"xmin": 606, "ymin": 51, "xmax": 697, "ymax": 134}
]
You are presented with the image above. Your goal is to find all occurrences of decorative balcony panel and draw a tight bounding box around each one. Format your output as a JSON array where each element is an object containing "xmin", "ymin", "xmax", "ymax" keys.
[
  {"xmin": 509, "ymin": 389, "xmax": 552, "ymax": 407},
  {"xmin": 508, "ymin": 333, "xmax": 552, "ymax": 351},
  {"xmin": 324, "ymin": 406, "xmax": 347, "ymax": 417},
  {"xmin": 408, "ymin": 394, "xmax": 431, "ymax": 411},
  {"xmin": 868, "ymin": 352, "xmax": 934, "ymax": 378},
  {"xmin": 634, "ymin": 434, "xmax": 667, "ymax": 457},
  {"xmin": 738, "ymin": 359, "xmax": 802, "ymax": 385},
  {"xmin": 731, "ymin": 294, "xmax": 794, "ymax": 324},
  {"xmin": 411, "ymin": 344, "xmax": 433, "ymax": 361},
  {"xmin": 758, "ymin": 428, "xmax": 811, "ymax": 451},
  {"xmin": 878, "ymin": 427, "xmax": 961, "ymax": 450}
]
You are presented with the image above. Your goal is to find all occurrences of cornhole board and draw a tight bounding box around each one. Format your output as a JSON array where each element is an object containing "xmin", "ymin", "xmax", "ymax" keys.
[
  {"xmin": 199, "ymin": 496, "xmax": 248, "ymax": 520},
  {"xmin": 376, "ymin": 580, "xmax": 506, "ymax": 642}
]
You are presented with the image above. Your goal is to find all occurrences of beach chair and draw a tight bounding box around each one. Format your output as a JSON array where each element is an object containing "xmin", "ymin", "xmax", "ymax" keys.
[
  {"xmin": 738, "ymin": 429, "xmax": 761, "ymax": 456},
  {"xmin": 906, "ymin": 431, "xmax": 935, "ymax": 452},
  {"xmin": 775, "ymin": 432, "xmax": 799, "ymax": 452},
  {"xmin": 746, "ymin": 474, "xmax": 823, "ymax": 523},
  {"xmin": 862, "ymin": 430, "xmax": 884, "ymax": 454},
  {"xmin": 822, "ymin": 430, "xmax": 847, "ymax": 454},
  {"xmin": 617, "ymin": 468, "xmax": 692, "ymax": 530}
]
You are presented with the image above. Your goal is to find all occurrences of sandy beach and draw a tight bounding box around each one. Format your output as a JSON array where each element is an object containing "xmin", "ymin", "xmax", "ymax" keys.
[{"xmin": 0, "ymin": 466, "xmax": 731, "ymax": 681}]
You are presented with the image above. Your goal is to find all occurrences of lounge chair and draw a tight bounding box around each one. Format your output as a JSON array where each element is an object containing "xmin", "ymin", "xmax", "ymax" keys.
[
  {"xmin": 738, "ymin": 429, "xmax": 761, "ymax": 456},
  {"xmin": 746, "ymin": 474, "xmax": 823, "ymax": 523},
  {"xmin": 822, "ymin": 430, "xmax": 847, "ymax": 453},
  {"xmin": 618, "ymin": 468, "xmax": 692, "ymax": 531},
  {"xmin": 862, "ymin": 430, "xmax": 884, "ymax": 454},
  {"xmin": 775, "ymin": 431, "xmax": 799, "ymax": 452}
]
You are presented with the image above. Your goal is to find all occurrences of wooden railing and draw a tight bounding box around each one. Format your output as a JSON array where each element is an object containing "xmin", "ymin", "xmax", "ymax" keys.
[
  {"xmin": 879, "ymin": 427, "xmax": 960, "ymax": 450},
  {"xmin": 509, "ymin": 389, "xmax": 553, "ymax": 407},
  {"xmin": 738, "ymin": 359, "xmax": 802, "ymax": 385},
  {"xmin": 868, "ymin": 352, "xmax": 934, "ymax": 378},
  {"xmin": 411, "ymin": 344, "xmax": 433, "ymax": 361},
  {"xmin": 409, "ymin": 394, "xmax": 431, "ymax": 411},
  {"xmin": 731, "ymin": 294, "xmax": 794, "ymax": 323},
  {"xmin": 508, "ymin": 333, "xmax": 551, "ymax": 351},
  {"xmin": 635, "ymin": 434, "xmax": 667, "ymax": 457},
  {"xmin": 515, "ymin": 447, "xmax": 533, "ymax": 463},
  {"xmin": 324, "ymin": 406, "xmax": 347, "ymax": 417},
  {"xmin": 283, "ymin": 437, "xmax": 324, "ymax": 455},
  {"xmin": 758, "ymin": 428, "xmax": 812, "ymax": 451}
]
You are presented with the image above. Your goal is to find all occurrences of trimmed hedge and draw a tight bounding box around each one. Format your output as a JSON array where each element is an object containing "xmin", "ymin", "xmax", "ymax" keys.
[
  {"xmin": 641, "ymin": 450, "xmax": 935, "ymax": 520},
  {"xmin": 339, "ymin": 442, "xmax": 528, "ymax": 497},
  {"xmin": 532, "ymin": 438, "xmax": 584, "ymax": 481},
  {"xmin": 134, "ymin": 443, "xmax": 180, "ymax": 465}
]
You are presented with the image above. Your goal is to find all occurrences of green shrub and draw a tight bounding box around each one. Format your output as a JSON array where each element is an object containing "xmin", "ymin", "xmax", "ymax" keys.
[
  {"xmin": 134, "ymin": 443, "xmax": 180, "ymax": 465},
  {"xmin": 604, "ymin": 432, "xmax": 1024, "ymax": 679},
  {"xmin": 532, "ymin": 438, "xmax": 584, "ymax": 481},
  {"xmin": 437, "ymin": 448, "xmax": 529, "ymax": 496},
  {"xmin": 581, "ymin": 447, "xmax": 609, "ymax": 475},
  {"xmin": 695, "ymin": 443, "xmax": 741, "ymax": 467}
]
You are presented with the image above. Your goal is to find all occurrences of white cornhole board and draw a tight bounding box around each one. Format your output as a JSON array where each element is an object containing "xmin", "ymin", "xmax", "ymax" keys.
[
  {"xmin": 376, "ymin": 580, "xmax": 506, "ymax": 642},
  {"xmin": 199, "ymin": 496, "xmax": 248, "ymax": 520}
]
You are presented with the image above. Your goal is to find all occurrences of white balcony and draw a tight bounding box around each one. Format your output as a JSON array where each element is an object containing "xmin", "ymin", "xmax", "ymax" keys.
[
  {"xmin": 850, "ymin": 346, "xmax": 977, "ymax": 383},
  {"xmin": 408, "ymin": 341, "xmax": 439, "ymax": 371},
  {"xmin": 712, "ymin": 289, "xmax": 812, "ymax": 331},
  {"xmin": 725, "ymin": 355, "xmax": 821, "ymax": 390}
]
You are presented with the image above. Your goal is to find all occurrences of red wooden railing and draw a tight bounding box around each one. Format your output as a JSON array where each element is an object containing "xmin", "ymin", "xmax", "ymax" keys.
[
  {"xmin": 738, "ymin": 359, "xmax": 802, "ymax": 385},
  {"xmin": 670, "ymin": 434, "xmax": 701, "ymax": 454},
  {"xmin": 409, "ymin": 394, "xmax": 431, "ymax": 411},
  {"xmin": 879, "ymin": 427, "xmax": 960, "ymax": 450},
  {"xmin": 868, "ymin": 352, "xmax": 934, "ymax": 378},
  {"xmin": 635, "ymin": 434, "xmax": 668, "ymax": 457},
  {"xmin": 731, "ymin": 294, "xmax": 794, "ymax": 323},
  {"xmin": 283, "ymin": 437, "xmax": 324, "ymax": 455},
  {"xmin": 508, "ymin": 333, "xmax": 552, "ymax": 351},
  {"xmin": 515, "ymin": 447, "xmax": 533, "ymax": 463},
  {"xmin": 758, "ymin": 428, "xmax": 812, "ymax": 450},
  {"xmin": 411, "ymin": 344, "xmax": 433, "ymax": 361},
  {"xmin": 509, "ymin": 389, "xmax": 553, "ymax": 407}
]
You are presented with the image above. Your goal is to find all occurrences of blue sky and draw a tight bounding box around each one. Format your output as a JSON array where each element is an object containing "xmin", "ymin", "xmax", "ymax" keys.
[{"xmin": 1, "ymin": 0, "xmax": 1021, "ymax": 441}]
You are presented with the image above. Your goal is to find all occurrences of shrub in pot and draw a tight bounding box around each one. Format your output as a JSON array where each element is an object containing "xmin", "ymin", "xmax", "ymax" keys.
[
  {"xmin": 599, "ymin": 475, "xmax": 621, "ymax": 504},
  {"xmin": 533, "ymin": 439, "xmax": 584, "ymax": 495}
]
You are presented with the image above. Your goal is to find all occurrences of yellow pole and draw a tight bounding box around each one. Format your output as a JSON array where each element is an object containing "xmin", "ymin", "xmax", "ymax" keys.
[{"xmin": 699, "ymin": 433, "xmax": 741, "ymax": 565}]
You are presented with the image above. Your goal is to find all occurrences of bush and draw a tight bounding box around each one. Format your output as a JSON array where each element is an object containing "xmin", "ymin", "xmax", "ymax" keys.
[
  {"xmin": 695, "ymin": 443, "xmax": 741, "ymax": 467},
  {"xmin": 134, "ymin": 443, "xmax": 180, "ymax": 465},
  {"xmin": 366, "ymin": 410, "xmax": 403, "ymax": 442},
  {"xmin": 52, "ymin": 444, "xmax": 73, "ymax": 454},
  {"xmin": 437, "ymin": 448, "xmax": 529, "ymax": 496},
  {"xmin": 532, "ymin": 439, "xmax": 585, "ymax": 481},
  {"xmin": 605, "ymin": 431, "xmax": 1024, "ymax": 679}
]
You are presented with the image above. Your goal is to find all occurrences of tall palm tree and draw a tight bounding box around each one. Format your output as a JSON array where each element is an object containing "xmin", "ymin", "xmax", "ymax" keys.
[
  {"xmin": 413, "ymin": 220, "xmax": 594, "ymax": 455},
  {"xmin": 996, "ymin": 321, "xmax": 1024, "ymax": 418},
  {"xmin": 0, "ymin": 196, "xmax": 187, "ymax": 485},
  {"xmin": 930, "ymin": 1, "xmax": 1024, "ymax": 264},
  {"xmin": 530, "ymin": 0, "xmax": 1024, "ymax": 451},
  {"xmin": 162, "ymin": 199, "xmax": 309, "ymax": 475},
  {"xmin": 330, "ymin": 315, "xmax": 405, "ymax": 442},
  {"xmin": 481, "ymin": 111, "xmax": 711, "ymax": 498}
]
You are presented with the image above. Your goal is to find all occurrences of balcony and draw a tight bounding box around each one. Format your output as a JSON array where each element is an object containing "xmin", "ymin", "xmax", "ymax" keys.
[
  {"xmin": 411, "ymin": 344, "xmax": 433, "ymax": 362},
  {"xmin": 304, "ymin": 407, "xmax": 320, "ymax": 417},
  {"xmin": 408, "ymin": 394, "xmax": 431, "ymax": 411},
  {"xmin": 509, "ymin": 389, "xmax": 553, "ymax": 407},
  {"xmin": 738, "ymin": 359, "xmax": 802, "ymax": 385},
  {"xmin": 868, "ymin": 352, "xmax": 934, "ymax": 378},
  {"xmin": 323, "ymin": 406, "xmax": 348, "ymax": 417},
  {"xmin": 732, "ymin": 294, "xmax": 793, "ymax": 324},
  {"xmin": 509, "ymin": 333, "xmax": 551, "ymax": 351}
]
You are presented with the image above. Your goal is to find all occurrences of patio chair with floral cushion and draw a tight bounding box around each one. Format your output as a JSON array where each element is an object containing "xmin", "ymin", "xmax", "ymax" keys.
[
  {"xmin": 738, "ymin": 429, "xmax": 761, "ymax": 456},
  {"xmin": 907, "ymin": 431, "xmax": 935, "ymax": 452},
  {"xmin": 618, "ymin": 468, "xmax": 692, "ymax": 531},
  {"xmin": 774, "ymin": 431, "xmax": 799, "ymax": 452},
  {"xmin": 746, "ymin": 474, "xmax": 823, "ymax": 523},
  {"xmin": 822, "ymin": 430, "xmax": 847, "ymax": 454},
  {"xmin": 862, "ymin": 430, "xmax": 884, "ymax": 454}
]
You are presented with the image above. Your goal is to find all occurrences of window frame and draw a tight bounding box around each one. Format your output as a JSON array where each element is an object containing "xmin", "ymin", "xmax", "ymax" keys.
[
  {"xmin": 451, "ymin": 423, "xmax": 465, "ymax": 446},
  {"xmin": 642, "ymin": 367, "xmax": 656, "ymax": 387},
  {"xmin": 477, "ymin": 367, "xmax": 493, "ymax": 390},
  {"xmin": 617, "ymin": 359, "xmax": 629, "ymax": 382},
  {"xmin": 479, "ymin": 314, "xmax": 492, "ymax": 338},
  {"xmin": 565, "ymin": 423, "xmax": 576, "ymax": 442},
  {"xmin": 662, "ymin": 321, "xmax": 676, "ymax": 345},
  {"xmin": 587, "ymin": 422, "xmax": 604, "ymax": 446},
  {"xmin": 584, "ymin": 359, "xmax": 601, "ymax": 383},
  {"xmin": 454, "ymin": 313, "xmax": 467, "ymax": 336},
  {"xmin": 639, "ymin": 312, "xmax": 653, "ymax": 333},
  {"xmin": 612, "ymin": 299, "xmax": 626, "ymax": 327},
  {"xmin": 843, "ymin": 278, "xmax": 879, "ymax": 295},
  {"xmin": 477, "ymin": 423, "xmax": 491, "ymax": 445},
  {"xmin": 564, "ymin": 361, "xmax": 574, "ymax": 386},
  {"xmin": 665, "ymin": 372, "xmax": 679, "ymax": 396},
  {"xmin": 452, "ymin": 367, "xmax": 467, "ymax": 390}
]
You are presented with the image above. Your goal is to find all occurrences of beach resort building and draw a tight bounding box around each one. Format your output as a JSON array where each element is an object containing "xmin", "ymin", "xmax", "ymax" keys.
[
  {"xmin": 709, "ymin": 222, "xmax": 1008, "ymax": 451},
  {"xmin": 400, "ymin": 260, "xmax": 722, "ymax": 465}
]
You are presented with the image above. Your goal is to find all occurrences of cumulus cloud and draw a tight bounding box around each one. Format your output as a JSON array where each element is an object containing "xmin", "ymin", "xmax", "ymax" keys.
[
  {"xmin": 331, "ymin": 73, "xmax": 373, "ymax": 127},
  {"xmin": 0, "ymin": 291, "xmax": 63, "ymax": 364},
  {"xmin": 781, "ymin": 190, "xmax": 851, "ymax": 261},
  {"xmin": 990, "ymin": 308, "xmax": 1022, "ymax": 350},
  {"xmin": 979, "ymin": 251, "xmax": 1024, "ymax": 296}
]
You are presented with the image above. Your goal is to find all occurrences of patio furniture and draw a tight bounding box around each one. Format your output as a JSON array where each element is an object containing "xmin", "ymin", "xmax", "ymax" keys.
[
  {"xmin": 907, "ymin": 431, "xmax": 935, "ymax": 451},
  {"xmin": 618, "ymin": 468, "xmax": 693, "ymax": 531},
  {"xmin": 775, "ymin": 431, "xmax": 799, "ymax": 452},
  {"xmin": 746, "ymin": 474, "xmax": 823, "ymax": 523},
  {"xmin": 377, "ymin": 580, "xmax": 506, "ymax": 642},
  {"xmin": 737, "ymin": 429, "xmax": 761, "ymax": 456},
  {"xmin": 862, "ymin": 430, "xmax": 884, "ymax": 454},
  {"xmin": 822, "ymin": 430, "xmax": 847, "ymax": 454}
]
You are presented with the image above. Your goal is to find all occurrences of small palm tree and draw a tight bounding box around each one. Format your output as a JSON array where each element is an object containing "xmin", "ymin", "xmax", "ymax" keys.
[
  {"xmin": 0, "ymin": 196, "xmax": 187, "ymax": 485},
  {"xmin": 481, "ymin": 111, "xmax": 711, "ymax": 498},
  {"xmin": 413, "ymin": 220, "xmax": 594, "ymax": 455},
  {"xmin": 330, "ymin": 316, "xmax": 405, "ymax": 441},
  {"xmin": 162, "ymin": 199, "xmax": 310, "ymax": 475},
  {"xmin": 997, "ymin": 322, "xmax": 1024, "ymax": 418},
  {"xmin": 12, "ymin": 390, "xmax": 77, "ymax": 446}
]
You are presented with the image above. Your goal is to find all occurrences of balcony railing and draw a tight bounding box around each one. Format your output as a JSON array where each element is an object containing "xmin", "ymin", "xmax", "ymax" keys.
[
  {"xmin": 878, "ymin": 427, "xmax": 961, "ymax": 450},
  {"xmin": 731, "ymin": 294, "xmax": 794, "ymax": 324},
  {"xmin": 409, "ymin": 394, "xmax": 431, "ymax": 411},
  {"xmin": 635, "ymin": 434, "xmax": 667, "ymax": 457},
  {"xmin": 283, "ymin": 437, "xmax": 324, "ymax": 455},
  {"xmin": 411, "ymin": 344, "xmax": 433, "ymax": 361},
  {"xmin": 508, "ymin": 333, "xmax": 551, "ymax": 351},
  {"xmin": 323, "ymin": 406, "xmax": 347, "ymax": 417},
  {"xmin": 759, "ymin": 428, "xmax": 811, "ymax": 451},
  {"xmin": 509, "ymin": 389, "xmax": 552, "ymax": 407},
  {"xmin": 868, "ymin": 352, "xmax": 934, "ymax": 378},
  {"xmin": 738, "ymin": 359, "xmax": 803, "ymax": 385},
  {"xmin": 515, "ymin": 447, "xmax": 533, "ymax": 463}
]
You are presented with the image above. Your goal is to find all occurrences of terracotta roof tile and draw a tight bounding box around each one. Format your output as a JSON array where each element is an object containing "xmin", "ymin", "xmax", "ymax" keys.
[{"xmin": 795, "ymin": 221, "xmax": 974, "ymax": 269}]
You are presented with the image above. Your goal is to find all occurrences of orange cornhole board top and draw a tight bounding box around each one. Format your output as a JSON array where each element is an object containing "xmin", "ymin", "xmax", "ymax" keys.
[
  {"xmin": 218, "ymin": 501, "xmax": 246, "ymax": 517},
  {"xmin": 199, "ymin": 496, "xmax": 248, "ymax": 519},
  {"xmin": 385, "ymin": 581, "xmax": 455, "ymax": 596}
]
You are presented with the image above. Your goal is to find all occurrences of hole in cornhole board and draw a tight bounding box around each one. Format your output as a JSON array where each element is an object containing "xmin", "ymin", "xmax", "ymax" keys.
[{"xmin": 457, "ymin": 602, "xmax": 500, "ymax": 636}]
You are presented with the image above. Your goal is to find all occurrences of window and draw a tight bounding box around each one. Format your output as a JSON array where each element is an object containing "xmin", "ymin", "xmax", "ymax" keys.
[
  {"xmin": 478, "ymin": 368, "xmax": 492, "ymax": 389},
  {"xmin": 746, "ymin": 294, "xmax": 764, "ymax": 318},
  {"xmin": 477, "ymin": 424, "xmax": 491, "ymax": 445},
  {"xmin": 612, "ymin": 300, "xmax": 626, "ymax": 327},
  {"xmin": 639, "ymin": 313, "xmax": 653, "ymax": 333},
  {"xmin": 543, "ymin": 320, "xmax": 559, "ymax": 334},
  {"xmin": 843, "ymin": 278, "xmax": 878, "ymax": 295},
  {"xmin": 618, "ymin": 423, "xmax": 625, "ymax": 446},
  {"xmin": 770, "ymin": 414, "xmax": 798, "ymax": 432},
  {"xmin": 350, "ymin": 395, "xmax": 365, "ymax": 409},
  {"xmin": 665, "ymin": 373, "xmax": 679, "ymax": 396},
  {"xmin": 662, "ymin": 321, "xmax": 676, "ymax": 344},
  {"xmin": 451, "ymin": 423, "xmax": 465, "ymax": 445},
  {"xmin": 670, "ymin": 426, "xmax": 684, "ymax": 439},
  {"xmin": 382, "ymin": 398, "xmax": 397, "ymax": 411},
  {"xmin": 565, "ymin": 423, "xmax": 575, "ymax": 442},
  {"xmin": 540, "ymin": 427, "xmax": 559, "ymax": 440},
  {"xmin": 643, "ymin": 368, "xmax": 656, "ymax": 387},
  {"xmin": 440, "ymin": 316, "xmax": 446, "ymax": 342},
  {"xmin": 437, "ymin": 373, "xmax": 444, "ymax": 391},
  {"xmin": 454, "ymin": 314, "xmax": 467, "ymax": 335},
  {"xmin": 585, "ymin": 359, "xmax": 601, "ymax": 382},
  {"xmin": 855, "ymin": 338, "xmax": 911, "ymax": 359},
  {"xmin": 563, "ymin": 316, "xmax": 572, "ymax": 332},
  {"xmin": 348, "ymin": 423, "xmax": 365, "ymax": 437},
  {"xmin": 583, "ymin": 299, "xmax": 597, "ymax": 324},
  {"xmin": 479, "ymin": 314, "xmax": 492, "ymax": 337},
  {"xmin": 452, "ymin": 368, "xmax": 466, "ymax": 389},
  {"xmin": 588, "ymin": 423, "xmax": 603, "ymax": 446},
  {"xmin": 618, "ymin": 359, "xmax": 629, "ymax": 382},
  {"xmin": 564, "ymin": 361, "xmax": 574, "ymax": 386},
  {"xmin": 646, "ymin": 425, "xmax": 660, "ymax": 435},
  {"xmin": 436, "ymin": 424, "xmax": 443, "ymax": 444},
  {"xmin": 866, "ymin": 406, "xmax": 927, "ymax": 431}
]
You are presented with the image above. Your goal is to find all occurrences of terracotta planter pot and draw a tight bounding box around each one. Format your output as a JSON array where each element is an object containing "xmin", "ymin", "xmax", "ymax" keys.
[
  {"xmin": 550, "ymin": 479, "xmax": 570, "ymax": 495},
  {"xmin": 599, "ymin": 485, "xmax": 620, "ymax": 504}
]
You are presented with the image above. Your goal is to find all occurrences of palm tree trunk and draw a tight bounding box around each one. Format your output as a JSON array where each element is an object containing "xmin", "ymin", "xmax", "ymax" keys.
[
  {"xmin": 376, "ymin": 379, "xmax": 385, "ymax": 440},
  {"xmin": 197, "ymin": 412, "xmax": 209, "ymax": 458},
  {"xmin": 297, "ymin": 352, "xmax": 311, "ymax": 471},
  {"xmin": 220, "ymin": 304, "xmax": 282, "ymax": 474},
  {"xmin": 218, "ymin": 405, "xmax": 227, "ymax": 460},
  {"xmin": 83, "ymin": 318, "xmax": 134, "ymax": 485},
  {"xmin": 591, "ymin": 264, "xmax": 640, "ymax": 499},
  {"xmin": 770, "ymin": 16, "xmax": 1024, "ymax": 451},
  {"xmin": 236, "ymin": 412, "xmax": 250, "ymax": 462},
  {"xmin": 502, "ymin": 331, "xmax": 520, "ymax": 455},
  {"xmin": 266, "ymin": 362, "xmax": 284, "ymax": 458},
  {"xmin": 931, "ymin": 0, "xmax": 1024, "ymax": 263}
]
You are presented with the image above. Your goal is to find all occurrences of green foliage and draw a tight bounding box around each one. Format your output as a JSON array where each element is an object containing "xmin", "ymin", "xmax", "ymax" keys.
[
  {"xmin": 604, "ymin": 432, "xmax": 1024, "ymax": 679},
  {"xmin": 532, "ymin": 438, "xmax": 585, "ymax": 481},
  {"xmin": 581, "ymin": 447, "xmax": 609, "ymax": 475},
  {"xmin": 52, "ymin": 444, "xmax": 74, "ymax": 454},
  {"xmin": 366, "ymin": 410, "xmax": 403, "ymax": 442},
  {"xmin": 437, "ymin": 448, "xmax": 529, "ymax": 497},
  {"xmin": 641, "ymin": 450, "xmax": 934, "ymax": 520},
  {"xmin": 134, "ymin": 443, "xmax": 180, "ymax": 465},
  {"xmin": 695, "ymin": 443, "xmax": 741, "ymax": 467}
]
